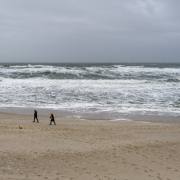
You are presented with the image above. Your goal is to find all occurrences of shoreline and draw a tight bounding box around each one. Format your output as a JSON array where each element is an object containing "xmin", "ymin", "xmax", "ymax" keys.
[{"xmin": 0, "ymin": 106, "xmax": 180, "ymax": 123}]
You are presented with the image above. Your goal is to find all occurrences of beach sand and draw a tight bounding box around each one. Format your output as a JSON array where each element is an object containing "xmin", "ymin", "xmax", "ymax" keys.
[{"xmin": 0, "ymin": 112, "xmax": 180, "ymax": 180}]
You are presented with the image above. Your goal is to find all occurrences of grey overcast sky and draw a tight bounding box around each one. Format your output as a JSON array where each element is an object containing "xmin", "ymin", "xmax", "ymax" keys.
[{"xmin": 0, "ymin": 0, "xmax": 180, "ymax": 63}]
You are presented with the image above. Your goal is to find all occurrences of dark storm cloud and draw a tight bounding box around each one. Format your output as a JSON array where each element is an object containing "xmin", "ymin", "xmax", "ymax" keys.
[{"xmin": 0, "ymin": 0, "xmax": 180, "ymax": 62}]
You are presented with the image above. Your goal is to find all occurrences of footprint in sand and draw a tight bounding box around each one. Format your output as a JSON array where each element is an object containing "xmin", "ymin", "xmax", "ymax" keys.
[
  {"xmin": 149, "ymin": 168, "xmax": 153, "ymax": 172},
  {"xmin": 131, "ymin": 163, "xmax": 136, "ymax": 166},
  {"xmin": 144, "ymin": 169, "xmax": 148, "ymax": 173},
  {"xmin": 157, "ymin": 176, "xmax": 162, "ymax": 180}
]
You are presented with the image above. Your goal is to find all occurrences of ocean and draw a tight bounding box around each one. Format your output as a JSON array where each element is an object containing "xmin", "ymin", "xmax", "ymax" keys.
[{"xmin": 0, "ymin": 63, "xmax": 180, "ymax": 120}]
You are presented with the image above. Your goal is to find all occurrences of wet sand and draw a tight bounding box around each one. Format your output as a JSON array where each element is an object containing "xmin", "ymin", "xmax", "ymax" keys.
[{"xmin": 0, "ymin": 112, "xmax": 180, "ymax": 180}]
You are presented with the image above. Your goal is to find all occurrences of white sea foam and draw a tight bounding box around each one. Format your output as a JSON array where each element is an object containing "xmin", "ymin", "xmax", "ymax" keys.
[{"xmin": 0, "ymin": 64, "xmax": 180, "ymax": 118}]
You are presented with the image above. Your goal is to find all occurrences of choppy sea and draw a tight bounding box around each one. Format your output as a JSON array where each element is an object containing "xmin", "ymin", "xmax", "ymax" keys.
[{"xmin": 0, "ymin": 63, "xmax": 180, "ymax": 121}]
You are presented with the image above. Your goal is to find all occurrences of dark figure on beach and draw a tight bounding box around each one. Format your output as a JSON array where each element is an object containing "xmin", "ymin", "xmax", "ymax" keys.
[
  {"xmin": 33, "ymin": 110, "xmax": 39, "ymax": 123},
  {"xmin": 49, "ymin": 113, "xmax": 56, "ymax": 125}
]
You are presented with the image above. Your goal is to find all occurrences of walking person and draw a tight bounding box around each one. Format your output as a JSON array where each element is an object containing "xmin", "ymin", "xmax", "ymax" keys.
[
  {"xmin": 33, "ymin": 109, "xmax": 39, "ymax": 123},
  {"xmin": 49, "ymin": 113, "xmax": 56, "ymax": 125}
]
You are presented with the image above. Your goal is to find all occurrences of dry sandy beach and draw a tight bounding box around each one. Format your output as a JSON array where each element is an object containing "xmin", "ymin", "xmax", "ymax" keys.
[{"xmin": 0, "ymin": 112, "xmax": 180, "ymax": 180}]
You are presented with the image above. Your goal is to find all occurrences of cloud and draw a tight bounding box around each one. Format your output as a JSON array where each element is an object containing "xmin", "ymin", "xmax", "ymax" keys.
[
  {"xmin": 0, "ymin": 0, "xmax": 179, "ymax": 62},
  {"xmin": 127, "ymin": 0, "xmax": 164, "ymax": 16}
]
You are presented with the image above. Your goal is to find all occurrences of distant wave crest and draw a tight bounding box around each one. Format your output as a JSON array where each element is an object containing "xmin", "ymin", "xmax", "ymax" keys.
[{"xmin": 0, "ymin": 64, "xmax": 180, "ymax": 81}]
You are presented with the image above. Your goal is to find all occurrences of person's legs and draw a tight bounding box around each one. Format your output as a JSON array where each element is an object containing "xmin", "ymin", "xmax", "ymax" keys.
[
  {"xmin": 49, "ymin": 120, "xmax": 56, "ymax": 125},
  {"xmin": 53, "ymin": 120, "xmax": 56, "ymax": 125}
]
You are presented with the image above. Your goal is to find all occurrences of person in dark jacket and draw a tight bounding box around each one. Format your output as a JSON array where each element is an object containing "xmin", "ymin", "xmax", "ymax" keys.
[
  {"xmin": 49, "ymin": 113, "xmax": 56, "ymax": 125},
  {"xmin": 33, "ymin": 110, "xmax": 39, "ymax": 123}
]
